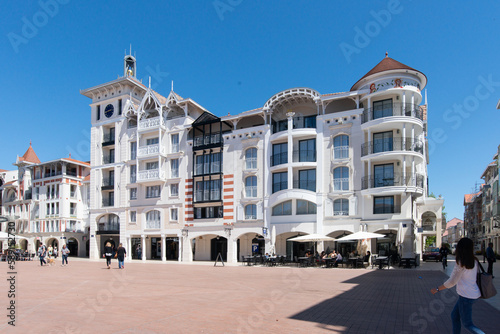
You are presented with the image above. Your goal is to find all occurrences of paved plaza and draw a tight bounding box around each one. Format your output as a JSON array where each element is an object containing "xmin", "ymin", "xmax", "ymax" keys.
[{"xmin": 1, "ymin": 258, "xmax": 499, "ymax": 333}]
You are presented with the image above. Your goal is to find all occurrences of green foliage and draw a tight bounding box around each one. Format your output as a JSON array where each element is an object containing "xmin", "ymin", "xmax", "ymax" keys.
[{"xmin": 425, "ymin": 236, "xmax": 436, "ymax": 248}]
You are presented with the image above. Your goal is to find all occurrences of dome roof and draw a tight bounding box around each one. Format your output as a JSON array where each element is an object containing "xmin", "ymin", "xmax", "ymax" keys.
[{"xmin": 351, "ymin": 55, "xmax": 426, "ymax": 91}]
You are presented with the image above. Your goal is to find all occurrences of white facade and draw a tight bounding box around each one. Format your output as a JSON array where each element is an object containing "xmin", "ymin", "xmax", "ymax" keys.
[{"xmin": 81, "ymin": 53, "xmax": 443, "ymax": 263}]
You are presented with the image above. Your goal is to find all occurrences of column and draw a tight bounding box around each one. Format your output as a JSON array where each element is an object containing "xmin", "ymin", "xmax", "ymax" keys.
[
  {"xmin": 126, "ymin": 236, "xmax": 131, "ymax": 261},
  {"xmin": 178, "ymin": 234, "xmax": 182, "ymax": 262},
  {"xmin": 161, "ymin": 234, "xmax": 166, "ymax": 261},
  {"xmin": 402, "ymin": 157, "xmax": 406, "ymax": 185},
  {"xmin": 226, "ymin": 236, "xmax": 235, "ymax": 264},
  {"xmin": 402, "ymin": 126, "xmax": 406, "ymax": 151},
  {"xmin": 287, "ymin": 112, "xmax": 294, "ymax": 190},
  {"xmin": 141, "ymin": 235, "xmax": 146, "ymax": 261}
]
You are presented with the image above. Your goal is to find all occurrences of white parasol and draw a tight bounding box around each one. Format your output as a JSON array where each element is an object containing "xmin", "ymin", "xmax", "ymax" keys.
[
  {"xmin": 336, "ymin": 231, "xmax": 385, "ymax": 241},
  {"xmin": 287, "ymin": 234, "xmax": 336, "ymax": 255}
]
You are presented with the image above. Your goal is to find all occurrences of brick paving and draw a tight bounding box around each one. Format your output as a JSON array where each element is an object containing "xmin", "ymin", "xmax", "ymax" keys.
[{"xmin": 1, "ymin": 259, "xmax": 498, "ymax": 333}]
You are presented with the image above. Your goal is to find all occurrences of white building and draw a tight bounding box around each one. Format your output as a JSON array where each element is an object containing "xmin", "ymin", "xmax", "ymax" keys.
[
  {"xmin": 0, "ymin": 143, "xmax": 90, "ymax": 256},
  {"xmin": 81, "ymin": 52, "xmax": 443, "ymax": 263}
]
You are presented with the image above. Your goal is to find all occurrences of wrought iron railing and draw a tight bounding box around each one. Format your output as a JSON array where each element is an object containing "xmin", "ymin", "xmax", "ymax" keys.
[
  {"xmin": 270, "ymin": 152, "xmax": 288, "ymax": 166},
  {"xmin": 361, "ymin": 103, "xmax": 424, "ymax": 124},
  {"xmin": 362, "ymin": 173, "xmax": 424, "ymax": 190},
  {"xmin": 292, "ymin": 150, "xmax": 316, "ymax": 163},
  {"xmin": 361, "ymin": 137, "xmax": 423, "ymax": 156}
]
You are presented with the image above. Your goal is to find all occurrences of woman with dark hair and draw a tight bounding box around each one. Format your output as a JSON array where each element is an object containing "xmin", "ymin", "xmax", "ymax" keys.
[
  {"xmin": 104, "ymin": 242, "xmax": 113, "ymax": 269},
  {"xmin": 431, "ymin": 238, "xmax": 484, "ymax": 334}
]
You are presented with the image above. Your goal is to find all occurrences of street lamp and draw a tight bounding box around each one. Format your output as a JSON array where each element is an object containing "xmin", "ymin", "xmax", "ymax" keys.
[{"xmin": 181, "ymin": 228, "xmax": 189, "ymax": 237}]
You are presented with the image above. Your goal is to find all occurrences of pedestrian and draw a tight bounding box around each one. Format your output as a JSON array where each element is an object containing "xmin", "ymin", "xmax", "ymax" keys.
[
  {"xmin": 136, "ymin": 244, "xmax": 142, "ymax": 260},
  {"xmin": 116, "ymin": 243, "xmax": 126, "ymax": 269},
  {"xmin": 61, "ymin": 244, "xmax": 70, "ymax": 266},
  {"xmin": 431, "ymin": 237, "xmax": 484, "ymax": 334},
  {"xmin": 104, "ymin": 242, "xmax": 113, "ymax": 269},
  {"xmin": 53, "ymin": 246, "xmax": 58, "ymax": 259},
  {"xmin": 47, "ymin": 245, "xmax": 53, "ymax": 259},
  {"xmin": 486, "ymin": 242, "xmax": 495, "ymax": 278},
  {"xmin": 38, "ymin": 244, "xmax": 46, "ymax": 266}
]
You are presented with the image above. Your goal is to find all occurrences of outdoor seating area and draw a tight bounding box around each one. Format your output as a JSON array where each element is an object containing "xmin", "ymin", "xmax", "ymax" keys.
[{"xmin": 0, "ymin": 249, "xmax": 35, "ymax": 261}]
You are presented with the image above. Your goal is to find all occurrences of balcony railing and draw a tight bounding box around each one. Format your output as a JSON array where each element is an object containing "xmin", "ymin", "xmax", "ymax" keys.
[
  {"xmin": 102, "ymin": 198, "xmax": 114, "ymax": 207},
  {"xmin": 102, "ymin": 177, "xmax": 114, "ymax": 190},
  {"xmin": 193, "ymin": 134, "xmax": 222, "ymax": 148},
  {"xmin": 293, "ymin": 180, "xmax": 316, "ymax": 192},
  {"xmin": 272, "ymin": 181, "xmax": 288, "ymax": 193},
  {"xmin": 270, "ymin": 152, "xmax": 288, "ymax": 167},
  {"xmin": 333, "ymin": 211, "xmax": 349, "ymax": 216},
  {"xmin": 98, "ymin": 223, "xmax": 119, "ymax": 232},
  {"xmin": 292, "ymin": 150, "xmax": 316, "ymax": 163},
  {"xmin": 333, "ymin": 178, "xmax": 349, "ymax": 191},
  {"xmin": 137, "ymin": 169, "xmax": 164, "ymax": 182},
  {"xmin": 138, "ymin": 144, "xmax": 164, "ymax": 157},
  {"xmin": 361, "ymin": 137, "xmax": 424, "ymax": 156},
  {"xmin": 361, "ymin": 173, "xmax": 424, "ymax": 190},
  {"xmin": 333, "ymin": 146, "xmax": 349, "ymax": 159},
  {"xmin": 361, "ymin": 103, "xmax": 424, "ymax": 124},
  {"xmin": 138, "ymin": 116, "xmax": 164, "ymax": 131},
  {"xmin": 145, "ymin": 221, "xmax": 161, "ymax": 229},
  {"xmin": 245, "ymin": 158, "xmax": 257, "ymax": 170},
  {"xmin": 103, "ymin": 155, "xmax": 115, "ymax": 164},
  {"xmin": 245, "ymin": 186, "xmax": 257, "ymax": 198},
  {"xmin": 102, "ymin": 134, "xmax": 115, "ymax": 146}
]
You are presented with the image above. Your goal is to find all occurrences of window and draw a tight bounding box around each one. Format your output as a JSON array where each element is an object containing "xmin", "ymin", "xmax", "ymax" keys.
[
  {"xmin": 245, "ymin": 148, "xmax": 257, "ymax": 169},
  {"xmin": 298, "ymin": 169, "xmax": 316, "ymax": 191},
  {"xmin": 194, "ymin": 206, "xmax": 223, "ymax": 219},
  {"xmin": 70, "ymin": 185, "xmax": 77, "ymax": 198},
  {"xmin": 297, "ymin": 200, "xmax": 317, "ymax": 215},
  {"xmin": 373, "ymin": 164, "xmax": 394, "ymax": 188},
  {"xmin": 333, "ymin": 167, "xmax": 349, "ymax": 191},
  {"xmin": 272, "ymin": 201, "xmax": 292, "ymax": 216},
  {"xmin": 373, "ymin": 99, "xmax": 393, "ymax": 119},
  {"xmin": 146, "ymin": 185, "xmax": 161, "ymax": 198},
  {"xmin": 96, "ymin": 105, "xmax": 100, "ymax": 121},
  {"xmin": 171, "ymin": 159, "xmax": 179, "ymax": 178},
  {"xmin": 272, "ymin": 143, "xmax": 288, "ymax": 166},
  {"xmin": 118, "ymin": 99, "xmax": 122, "ymax": 115},
  {"xmin": 171, "ymin": 134, "xmax": 179, "ymax": 153},
  {"xmin": 146, "ymin": 210, "xmax": 161, "ymax": 229},
  {"xmin": 195, "ymin": 155, "xmax": 203, "ymax": 176},
  {"xmin": 35, "ymin": 187, "xmax": 39, "ymax": 200},
  {"xmin": 56, "ymin": 203, "xmax": 59, "ymax": 215},
  {"xmin": 272, "ymin": 119, "xmax": 288, "ymax": 133},
  {"xmin": 272, "ymin": 172, "xmax": 288, "ymax": 193},
  {"xmin": 333, "ymin": 135, "xmax": 349, "ymax": 159},
  {"xmin": 374, "ymin": 196, "xmax": 395, "ymax": 214},
  {"xmin": 130, "ymin": 142, "xmax": 137, "ymax": 160},
  {"xmin": 146, "ymin": 161, "xmax": 158, "ymax": 170},
  {"xmin": 245, "ymin": 204, "xmax": 257, "ymax": 219},
  {"xmin": 298, "ymin": 139, "xmax": 316, "ymax": 162},
  {"xmin": 194, "ymin": 180, "xmax": 222, "ymax": 201},
  {"xmin": 334, "ymin": 199, "xmax": 349, "ymax": 216},
  {"xmin": 245, "ymin": 176, "xmax": 257, "ymax": 197},
  {"xmin": 211, "ymin": 152, "xmax": 221, "ymax": 173},
  {"xmin": 130, "ymin": 211, "xmax": 136, "ymax": 222},
  {"xmin": 130, "ymin": 188, "xmax": 137, "ymax": 200},
  {"xmin": 373, "ymin": 131, "xmax": 393, "ymax": 154},
  {"xmin": 46, "ymin": 204, "xmax": 50, "ymax": 215},
  {"xmin": 70, "ymin": 203, "xmax": 76, "ymax": 216},
  {"xmin": 171, "ymin": 208, "xmax": 178, "ymax": 221},
  {"xmin": 147, "ymin": 137, "xmax": 159, "ymax": 145},
  {"xmin": 130, "ymin": 165, "xmax": 136, "ymax": 183},
  {"xmin": 170, "ymin": 184, "xmax": 179, "ymax": 197}
]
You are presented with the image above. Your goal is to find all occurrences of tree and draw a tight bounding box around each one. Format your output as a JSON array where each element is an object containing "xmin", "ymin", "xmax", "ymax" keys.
[{"xmin": 425, "ymin": 236, "xmax": 436, "ymax": 248}]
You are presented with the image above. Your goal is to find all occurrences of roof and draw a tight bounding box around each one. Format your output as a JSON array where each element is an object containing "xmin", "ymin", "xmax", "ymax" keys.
[
  {"xmin": 446, "ymin": 218, "xmax": 463, "ymax": 229},
  {"xmin": 19, "ymin": 143, "xmax": 40, "ymax": 164},
  {"xmin": 350, "ymin": 55, "xmax": 425, "ymax": 91},
  {"xmin": 3, "ymin": 180, "xmax": 17, "ymax": 186},
  {"xmin": 0, "ymin": 169, "xmax": 7, "ymax": 172},
  {"xmin": 442, "ymin": 230, "xmax": 448, "ymax": 237},
  {"xmin": 83, "ymin": 175, "xmax": 91, "ymax": 182},
  {"xmin": 464, "ymin": 192, "xmax": 481, "ymax": 204},
  {"xmin": 61, "ymin": 157, "xmax": 91, "ymax": 167}
]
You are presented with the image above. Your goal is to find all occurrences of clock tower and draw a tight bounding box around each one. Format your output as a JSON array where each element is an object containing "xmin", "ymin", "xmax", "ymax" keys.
[{"xmin": 124, "ymin": 50, "xmax": 136, "ymax": 78}]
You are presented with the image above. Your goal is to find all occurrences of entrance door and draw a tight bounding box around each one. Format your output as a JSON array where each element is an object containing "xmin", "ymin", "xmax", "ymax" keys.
[
  {"xmin": 165, "ymin": 238, "xmax": 179, "ymax": 260},
  {"xmin": 151, "ymin": 237, "xmax": 161, "ymax": 259},
  {"xmin": 67, "ymin": 238, "xmax": 78, "ymax": 257},
  {"xmin": 211, "ymin": 237, "xmax": 227, "ymax": 261}
]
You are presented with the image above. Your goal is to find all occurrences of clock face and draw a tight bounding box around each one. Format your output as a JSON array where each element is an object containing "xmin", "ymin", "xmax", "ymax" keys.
[{"xmin": 104, "ymin": 104, "xmax": 114, "ymax": 118}]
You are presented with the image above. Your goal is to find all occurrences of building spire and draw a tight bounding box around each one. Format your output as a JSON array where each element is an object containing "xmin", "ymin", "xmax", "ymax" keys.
[
  {"xmin": 171, "ymin": 80, "xmax": 174, "ymax": 91},
  {"xmin": 385, "ymin": 51, "xmax": 388, "ymax": 57}
]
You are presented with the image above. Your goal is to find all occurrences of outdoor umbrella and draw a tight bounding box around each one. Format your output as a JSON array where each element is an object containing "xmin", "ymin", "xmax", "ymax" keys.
[
  {"xmin": 0, "ymin": 231, "xmax": 28, "ymax": 241},
  {"xmin": 335, "ymin": 231, "xmax": 385, "ymax": 241},
  {"xmin": 287, "ymin": 233, "xmax": 336, "ymax": 255},
  {"xmin": 397, "ymin": 223, "xmax": 405, "ymax": 255}
]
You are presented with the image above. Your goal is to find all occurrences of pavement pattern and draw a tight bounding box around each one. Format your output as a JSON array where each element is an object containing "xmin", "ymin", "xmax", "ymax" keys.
[{"xmin": 1, "ymin": 257, "xmax": 499, "ymax": 333}]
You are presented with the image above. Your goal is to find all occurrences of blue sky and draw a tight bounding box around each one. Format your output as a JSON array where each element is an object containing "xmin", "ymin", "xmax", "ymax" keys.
[{"xmin": 1, "ymin": 0, "xmax": 499, "ymax": 221}]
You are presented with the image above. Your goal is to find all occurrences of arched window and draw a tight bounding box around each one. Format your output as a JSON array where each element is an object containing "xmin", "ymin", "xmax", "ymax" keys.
[
  {"xmin": 333, "ymin": 135, "xmax": 349, "ymax": 159},
  {"xmin": 245, "ymin": 148, "xmax": 257, "ymax": 170},
  {"xmin": 146, "ymin": 210, "xmax": 161, "ymax": 229},
  {"xmin": 297, "ymin": 200, "xmax": 317, "ymax": 215},
  {"xmin": 245, "ymin": 176, "xmax": 257, "ymax": 197},
  {"xmin": 333, "ymin": 167, "xmax": 349, "ymax": 191},
  {"xmin": 272, "ymin": 200, "xmax": 292, "ymax": 216},
  {"xmin": 245, "ymin": 204, "xmax": 256, "ymax": 220},
  {"xmin": 334, "ymin": 199, "xmax": 349, "ymax": 216}
]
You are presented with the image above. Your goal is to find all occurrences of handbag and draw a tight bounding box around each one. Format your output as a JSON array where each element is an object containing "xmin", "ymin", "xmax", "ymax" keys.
[{"xmin": 476, "ymin": 260, "xmax": 497, "ymax": 299}]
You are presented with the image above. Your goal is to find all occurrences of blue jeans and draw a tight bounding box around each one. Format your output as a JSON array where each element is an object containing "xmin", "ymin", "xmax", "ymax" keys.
[
  {"xmin": 62, "ymin": 255, "xmax": 68, "ymax": 265},
  {"xmin": 451, "ymin": 295, "xmax": 484, "ymax": 334},
  {"xmin": 118, "ymin": 259, "xmax": 124, "ymax": 268}
]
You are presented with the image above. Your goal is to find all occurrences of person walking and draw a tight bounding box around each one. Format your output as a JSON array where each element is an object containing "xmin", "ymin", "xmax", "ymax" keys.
[
  {"xmin": 38, "ymin": 244, "xmax": 46, "ymax": 266},
  {"xmin": 431, "ymin": 237, "xmax": 484, "ymax": 334},
  {"xmin": 53, "ymin": 246, "xmax": 58, "ymax": 259},
  {"xmin": 136, "ymin": 244, "xmax": 142, "ymax": 260},
  {"xmin": 116, "ymin": 243, "xmax": 126, "ymax": 269},
  {"xmin": 104, "ymin": 242, "xmax": 113, "ymax": 269},
  {"xmin": 486, "ymin": 242, "xmax": 495, "ymax": 278},
  {"xmin": 440, "ymin": 244, "xmax": 449, "ymax": 270},
  {"xmin": 61, "ymin": 244, "xmax": 70, "ymax": 266}
]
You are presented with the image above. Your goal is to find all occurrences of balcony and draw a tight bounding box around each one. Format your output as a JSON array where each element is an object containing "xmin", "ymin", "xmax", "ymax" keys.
[
  {"xmin": 333, "ymin": 146, "xmax": 349, "ymax": 160},
  {"xmin": 137, "ymin": 169, "xmax": 165, "ymax": 182},
  {"xmin": 332, "ymin": 178, "xmax": 349, "ymax": 191},
  {"xmin": 102, "ymin": 198, "xmax": 114, "ymax": 207},
  {"xmin": 361, "ymin": 103, "xmax": 423, "ymax": 124},
  {"xmin": 292, "ymin": 150, "xmax": 316, "ymax": 163},
  {"xmin": 245, "ymin": 186, "xmax": 257, "ymax": 198},
  {"xmin": 138, "ymin": 116, "xmax": 164, "ymax": 131},
  {"xmin": 194, "ymin": 190, "xmax": 221, "ymax": 202},
  {"xmin": 361, "ymin": 173, "xmax": 424, "ymax": 190},
  {"xmin": 193, "ymin": 134, "xmax": 223, "ymax": 148},
  {"xmin": 293, "ymin": 180, "xmax": 316, "ymax": 192},
  {"xmin": 361, "ymin": 137, "xmax": 423, "ymax": 157},
  {"xmin": 271, "ymin": 115, "xmax": 316, "ymax": 134},
  {"xmin": 97, "ymin": 222, "xmax": 119, "ymax": 234},
  {"xmin": 103, "ymin": 155, "xmax": 115, "ymax": 165},
  {"xmin": 270, "ymin": 152, "xmax": 288, "ymax": 167},
  {"xmin": 138, "ymin": 144, "xmax": 165, "ymax": 158},
  {"xmin": 101, "ymin": 177, "xmax": 114, "ymax": 190},
  {"xmin": 102, "ymin": 133, "xmax": 115, "ymax": 146}
]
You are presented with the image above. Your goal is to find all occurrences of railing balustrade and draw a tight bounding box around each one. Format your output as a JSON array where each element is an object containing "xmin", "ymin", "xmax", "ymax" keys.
[
  {"xmin": 293, "ymin": 180, "xmax": 316, "ymax": 192},
  {"xmin": 361, "ymin": 103, "xmax": 424, "ymax": 124},
  {"xmin": 361, "ymin": 137, "xmax": 423, "ymax": 156},
  {"xmin": 138, "ymin": 144, "xmax": 161, "ymax": 157},
  {"xmin": 361, "ymin": 173, "xmax": 424, "ymax": 190},
  {"xmin": 138, "ymin": 116, "xmax": 164, "ymax": 130},
  {"xmin": 137, "ymin": 169, "xmax": 162, "ymax": 181},
  {"xmin": 333, "ymin": 146, "xmax": 349, "ymax": 159},
  {"xmin": 270, "ymin": 152, "xmax": 288, "ymax": 166},
  {"xmin": 292, "ymin": 150, "xmax": 316, "ymax": 162}
]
